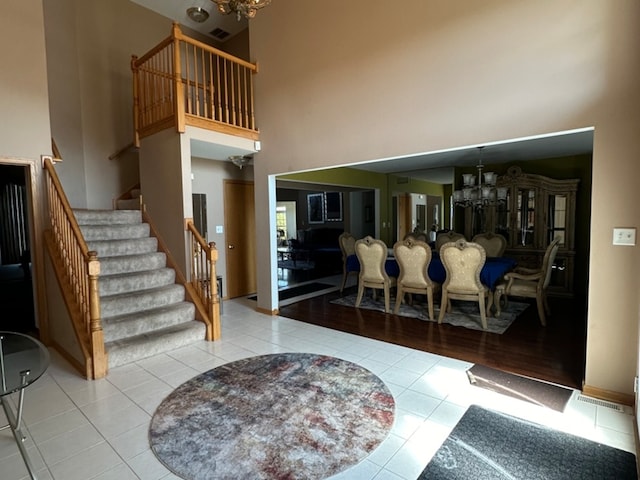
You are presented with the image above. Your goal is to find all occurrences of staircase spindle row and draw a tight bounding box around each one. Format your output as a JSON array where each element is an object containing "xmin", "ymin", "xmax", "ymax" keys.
[
  {"xmin": 186, "ymin": 221, "xmax": 221, "ymax": 341},
  {"xmin": 43, "ymin": 157, "xmax": 107, "ymax": 379},
  {"xmin": 131, "ymin": 23, "xmax": 259, "ymax": 146}
]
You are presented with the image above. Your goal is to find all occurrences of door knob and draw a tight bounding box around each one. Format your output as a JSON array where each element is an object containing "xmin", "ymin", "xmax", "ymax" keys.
[{"xmin": 228, "ymin": 244, "xmax": 235, "ymax": 249}]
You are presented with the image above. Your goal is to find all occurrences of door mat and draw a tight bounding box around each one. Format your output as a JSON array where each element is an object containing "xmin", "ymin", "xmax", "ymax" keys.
[
  {"xmin": 419, "ymin": 405, "xmax": 637, "ymax": 479},
  {"xmin": 467, "ymin": 364, "xmax": 574, "ymax": 412},
  {"xmin": 248, "ymin": 282, "xmax": 336, "ymax": 301}
]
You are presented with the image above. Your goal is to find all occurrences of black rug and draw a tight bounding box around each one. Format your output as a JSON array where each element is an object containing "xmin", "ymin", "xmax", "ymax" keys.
[
  {"xmin": 419, "ymin": 405, "xmax": 638, "ymax": 480},
  {"xmin": 467, "ymin": 364, "xmax": 574, "ymax": 412},
  {"xmin": 248, "ymin": 282, "xmax": 336, "ymax": 301}
]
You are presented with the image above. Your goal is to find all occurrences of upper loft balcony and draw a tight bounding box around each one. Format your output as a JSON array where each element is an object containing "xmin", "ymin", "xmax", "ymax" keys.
[{"xmin": 131, "ymin": 24, "xmax": 259, "ymax": 147}]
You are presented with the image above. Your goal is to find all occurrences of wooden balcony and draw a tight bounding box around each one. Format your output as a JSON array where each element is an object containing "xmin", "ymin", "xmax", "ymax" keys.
[{"xmin": 131, "ymin": 24, "xmax": 259, "ymax": 145}]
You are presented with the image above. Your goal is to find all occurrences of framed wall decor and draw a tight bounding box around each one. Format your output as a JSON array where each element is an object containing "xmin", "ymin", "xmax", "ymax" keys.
[
  {"xmin": 307, "ymin": 193, "xmax": 324, "ymax": 224},
  {"xmin": 324, "ymin": 191, "xmax": 343, "ymax": 222}
]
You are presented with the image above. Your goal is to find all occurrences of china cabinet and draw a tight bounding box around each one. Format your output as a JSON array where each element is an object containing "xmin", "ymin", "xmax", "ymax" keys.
[{"xmin": 463, "ymin": 166, "xmax": 579, "ymax": 296}]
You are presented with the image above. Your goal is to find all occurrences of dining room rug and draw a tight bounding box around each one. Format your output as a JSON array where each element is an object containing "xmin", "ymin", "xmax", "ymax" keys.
[
  {"xmin": 149, "ymin": 353, "xmax": 395, "ymax": 480},
  {"xmin": 330, "ymin": 294, "xmax": 529, "ymax": 334},
  {"xmin": 418, "ymin": 404, "xmax": 638, "ymax": 479},
  {"xmin": 467, "ymin": 364, "xmax": 574, "ymax": 412}
]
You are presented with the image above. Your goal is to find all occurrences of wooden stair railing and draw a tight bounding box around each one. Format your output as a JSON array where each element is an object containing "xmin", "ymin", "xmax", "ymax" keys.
[
  {"xmin": 185, "ymin": 220, "xmax": 221, "ymax": 341},
  {"xmin": 43, "ymin": 157, "xmax": 107, "ymax": 379},
  {"xmin": 131, "ymin": 23, "xmax": 259, "ymax": 146}
]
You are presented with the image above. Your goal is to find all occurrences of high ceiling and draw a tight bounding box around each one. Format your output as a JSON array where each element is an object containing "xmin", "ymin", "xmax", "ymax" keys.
[
  {"xmin": 130, "ymin": 0, "xmax": 247, "ymax": 41},
  {"xmin": 128, "ymin": 2, "xmax": 594, "ymax": 185}
]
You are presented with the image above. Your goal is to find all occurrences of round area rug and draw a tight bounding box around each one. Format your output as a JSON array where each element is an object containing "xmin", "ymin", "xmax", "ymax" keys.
[{"xmin": 149, "ymin": 353, "xmax": 395, "ymax": 480}]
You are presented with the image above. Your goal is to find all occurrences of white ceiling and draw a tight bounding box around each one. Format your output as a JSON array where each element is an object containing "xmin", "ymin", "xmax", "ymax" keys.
[{"xmin": 130, "ymin": 0, "xmax": 248, "ymax": 41}]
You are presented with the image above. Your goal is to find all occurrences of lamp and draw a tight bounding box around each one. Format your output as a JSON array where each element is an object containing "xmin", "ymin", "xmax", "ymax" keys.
[
  {"xmin": 453, "ymin": 147, "xmax": 508, "ymax": 208},
  {"xmin": 187, "ymin": 7, "xmax": 210, "ymax": 23},
  {"xmin": 211, "ymin": 0, "xmax": 271, "ymax": 21},
  {"xmin": 229, "ymin": 155, "xmax": 252, "ymax": 169}
]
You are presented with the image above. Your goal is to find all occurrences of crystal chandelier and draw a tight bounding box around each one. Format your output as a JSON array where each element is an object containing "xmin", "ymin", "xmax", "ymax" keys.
[
  {"xmin": 452, "ymin": 147, "xmax": 508, "ymax": 207},
  {"xmin": 211, "ymin": 0, "xmax": 272, "ymax": 21}
]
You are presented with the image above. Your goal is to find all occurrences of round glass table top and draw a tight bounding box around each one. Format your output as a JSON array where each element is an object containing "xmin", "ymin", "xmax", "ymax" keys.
[{"xmin": 0, "ymin": 331, "xmax": 50, "ymax": 397}]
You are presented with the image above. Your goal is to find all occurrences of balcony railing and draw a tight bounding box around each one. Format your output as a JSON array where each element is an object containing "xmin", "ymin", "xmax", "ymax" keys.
[{"xmin": 131, "ymin": 24, "xmax": 259, "ymax": 145}]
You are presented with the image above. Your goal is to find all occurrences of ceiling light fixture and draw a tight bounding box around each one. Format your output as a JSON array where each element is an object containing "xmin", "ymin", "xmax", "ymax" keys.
[
  {"xmin": 187, "ymin": 6, "xmax": 210, "ymax": 23},
  {"xmin": 211, "ymin": 0, "xmax": 271, "ymax": 21},
  {"xmin": 229, "ymin": 155, "xmax": 252, "ymax": 169},
  {"xmin": 452, "ymin": 147, "xmax": 508, "ymax": 208}
]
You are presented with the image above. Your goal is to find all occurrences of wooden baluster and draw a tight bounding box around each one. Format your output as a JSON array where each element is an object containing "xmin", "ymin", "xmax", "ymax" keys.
[
  {"xmin": 208, "ymin": 51, "xmax": 214, "ymax": 120},
  {"xmin": 87, "ymin": 252, "xmax": 107, "ymax": 379},
  {"xmin": 208, "ymin": 242, "xmax": 220, "ymax": 340}
]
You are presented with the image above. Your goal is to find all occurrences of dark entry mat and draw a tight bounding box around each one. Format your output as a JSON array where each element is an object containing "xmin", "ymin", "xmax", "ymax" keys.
[
  {"xmin": 467, "ymin": 364, "xmax": 574, "ymax": 412},
  {"xmin": 419, "ymin": 405, "xmax": 637, "ymax": 479},
  {"xmin": 248, "ymin": 282, "xmax": 335, "ymax": 302}
]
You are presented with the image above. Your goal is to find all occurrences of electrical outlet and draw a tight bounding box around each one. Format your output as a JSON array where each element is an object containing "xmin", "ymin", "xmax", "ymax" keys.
[
  {"xmin": 216, "ymin": 225, "xmax": 223, "ymax": 234},
  {"xmin": 613, "ymin": 227, "xmax": 636, "ymax": 246}
]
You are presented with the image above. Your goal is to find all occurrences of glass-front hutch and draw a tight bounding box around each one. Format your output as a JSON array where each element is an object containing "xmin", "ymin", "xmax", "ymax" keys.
[{"xmin": 464, "ymin": 166, "xmax": 579, "ymax": 296}]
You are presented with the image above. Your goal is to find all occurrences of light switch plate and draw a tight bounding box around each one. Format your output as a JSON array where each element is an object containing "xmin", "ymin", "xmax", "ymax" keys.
[
  {"xmin": 216, "ymin": 225, "xmax": 223, "ymax": 234},
  {"xmin": 613, "ymin": 227, "xmax": 636, "ymax": 246}
]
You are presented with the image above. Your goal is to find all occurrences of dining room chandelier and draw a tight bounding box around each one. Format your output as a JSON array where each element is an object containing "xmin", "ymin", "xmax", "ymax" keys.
[
  {"xmin": 211, "ymin": 0, "xmax": 271, "ymax": 20},
  {"xmin": 452, "ymin": 147, "xmax": 508, "ymax": 208}
]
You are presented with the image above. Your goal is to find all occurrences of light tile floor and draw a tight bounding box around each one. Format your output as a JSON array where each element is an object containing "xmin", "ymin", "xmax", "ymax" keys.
[{"xmin": 1, "ymin": 297, "xmax": 636, "ymax": 480}]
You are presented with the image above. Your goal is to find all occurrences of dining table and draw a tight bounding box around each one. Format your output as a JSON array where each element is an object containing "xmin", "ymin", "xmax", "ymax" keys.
[{"xmin": 346, "ymin": 252, "xmax": 517, "ymax": 289}]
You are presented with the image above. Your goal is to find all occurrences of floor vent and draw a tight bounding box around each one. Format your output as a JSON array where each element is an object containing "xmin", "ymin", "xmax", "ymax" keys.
[{"xmin": 577, "ymin": 395, "xmax": 624, "ymax": 412}]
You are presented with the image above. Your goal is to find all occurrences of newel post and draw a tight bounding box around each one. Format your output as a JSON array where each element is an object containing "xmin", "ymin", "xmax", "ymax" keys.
[
  {"xmin": 208, "ymin": 242, "xmax": 221, "ymax": 341},
  {"xmin": 88, "ymin": 252, "xmax": 107, "ymax": 379},
  {"xmin": 172, "ymin": 23, "xmax": 186, "ymax": 133}
]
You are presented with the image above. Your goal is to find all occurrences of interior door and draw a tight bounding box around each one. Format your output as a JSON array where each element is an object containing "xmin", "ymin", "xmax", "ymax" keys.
[{"xmin": 224, "ymin": 180, "xmax": 256, "ymax": 298}]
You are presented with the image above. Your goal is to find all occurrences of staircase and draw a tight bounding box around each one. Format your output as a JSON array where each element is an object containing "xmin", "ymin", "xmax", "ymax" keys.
[{"xmin": 74, "ymin": 208, "xmax": 205, "ymax": 369}]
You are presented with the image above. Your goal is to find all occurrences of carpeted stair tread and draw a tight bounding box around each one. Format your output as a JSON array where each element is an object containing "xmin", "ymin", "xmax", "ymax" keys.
[
  {"xmin": 98, "ymin": 268, "xmax": 176, "ymax": 296},
  {"xmin": 79, "ymin": 223, "xmax": 150, "ymax": 241},
  {"xmin": 102, "ymin": 302, "xmax": 196, "ymax": 342},
  {"xmin": 101, "ymin": 284, "xmax": 186, "ymax": 318},
  {"xmin": 106, "ymin": 321, "xmax": 206, "ymax": 369},
  {"xmin": 87, "ymin": 237, "xmax": 158, "ymax": 257},
  {"xmin": 74, "ymin": 209, "xmax": 141, "ymax": 225},
  {"xmin": 99, "ymin": 252, "xmax": 167, "ymax": 275}
]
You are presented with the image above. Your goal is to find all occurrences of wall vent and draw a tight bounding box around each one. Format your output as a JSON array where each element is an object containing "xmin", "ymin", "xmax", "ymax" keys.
[
  {"xmin": 210, "ymin": 28, "xmax": 230, "ymax": 40},
  {"xmin": 577, "ymin": 395, "xmax": 624, "ymax": 412},
  {"xmin": 396, "ymin": 176, "xmax": 409, "ymax": 184}
]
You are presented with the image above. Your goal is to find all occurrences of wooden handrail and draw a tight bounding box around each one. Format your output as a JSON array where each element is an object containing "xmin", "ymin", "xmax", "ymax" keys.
[
  {"xmin": 108, "ymin": 142, "xmax": 137, "ymax": 160},
  {"xmin": 43, "ymin": 157, "xmax": 107, "ymax": 379},
  {"xmin": 186, "ymin": 220, "xmax": 221, "ymax": 340}
]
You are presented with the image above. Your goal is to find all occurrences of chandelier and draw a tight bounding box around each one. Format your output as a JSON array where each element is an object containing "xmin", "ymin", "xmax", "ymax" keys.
[
  {"xmin": 229, "ymin": 155, "xmax": 252, "ymax": 169},
  {"xmin": 211, "ymin": 0, "xmax": 272, "ymax": 21},
  {"xmin": 452, "ymin": 147, "xmax": 508, "ymax": 207}
]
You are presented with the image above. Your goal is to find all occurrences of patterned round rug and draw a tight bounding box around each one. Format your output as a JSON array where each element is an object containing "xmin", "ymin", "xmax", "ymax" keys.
[{"xmin": 149, "ymin": 353, "xmax": 395, "ymax": 480}]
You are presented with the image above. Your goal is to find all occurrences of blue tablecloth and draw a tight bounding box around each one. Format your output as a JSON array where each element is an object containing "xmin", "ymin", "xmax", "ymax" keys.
[{"xmin": 346, "ymin": 254, "xmax": 516, "ymax": 289}]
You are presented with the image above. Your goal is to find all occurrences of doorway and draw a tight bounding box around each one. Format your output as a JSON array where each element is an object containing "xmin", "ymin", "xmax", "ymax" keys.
[
  {"xmin": 0, "ymin": 163, "xmax": 35, "ymax": 332},
  {"xmin": 224, "ymin": 180, "xmax": 256, "ymax": 298}
]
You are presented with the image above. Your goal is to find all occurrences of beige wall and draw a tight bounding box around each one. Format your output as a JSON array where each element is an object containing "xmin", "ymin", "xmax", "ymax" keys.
[
  {"xmin": 0, "ymin": 0, "xmax": 51, "ymax": 159},
  {"xmin": 250, "ymin": 0, "xmax": 640, "ymax": 397},
  {"xmin": 44, "ymin": 0, "xmax": 172, "ymax": 209}
]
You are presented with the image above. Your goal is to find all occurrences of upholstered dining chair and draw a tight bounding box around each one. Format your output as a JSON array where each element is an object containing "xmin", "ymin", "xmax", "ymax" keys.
[
  {"xmin": 438, "ymin": 240, "xmax": 492, "ymax": 330},
  {"xmin": 338, "ymin": 232, "xmax": 357, "ymax": 294},
  {"xmin": 435, "ymin": 231, "xmax": 466, "ymax": 252},
  {"xmin": 355, "ymin": 236, "xmax": 396, "ymax": 313},
  {"xmin": 393, "ymin": 238, "xmax": 440, "ymax": 320},
  {"xmin": 494, "ymin": 237, "xmax": 561, "ymax": 326},
  {"xmin": 471, "ymin": 232, "xmax": 507, "ymax": 257}
]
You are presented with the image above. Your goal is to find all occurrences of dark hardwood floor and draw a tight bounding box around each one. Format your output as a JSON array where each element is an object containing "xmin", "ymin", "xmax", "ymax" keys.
[{"xmin": 278, "ymin": 282, "xmax": 587, "ymax": 390}]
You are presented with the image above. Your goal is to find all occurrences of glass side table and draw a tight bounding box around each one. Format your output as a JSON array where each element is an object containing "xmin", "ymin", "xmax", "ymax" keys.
[{"xmin": 0, "ymin": 332, "xmax": 50, "ymax": 480}]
